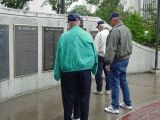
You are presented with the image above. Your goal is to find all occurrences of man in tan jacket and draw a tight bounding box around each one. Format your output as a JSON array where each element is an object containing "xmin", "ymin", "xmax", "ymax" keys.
[{"xmin": 104, "ymin": 13, "xmax": 133, "ymax": 114}]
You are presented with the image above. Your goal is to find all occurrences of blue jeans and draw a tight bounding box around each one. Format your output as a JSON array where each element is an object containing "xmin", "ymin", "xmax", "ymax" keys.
[{"xmin": 109, "ymin": 59, "xmax": 131, "ymax": 109}]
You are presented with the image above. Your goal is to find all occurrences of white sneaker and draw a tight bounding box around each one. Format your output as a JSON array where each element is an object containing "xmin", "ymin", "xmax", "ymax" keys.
[
  {"xmin": 93, "ymin": 90, "xmax": 103, "ymax": 95},
  {"xmin": 104, "ymin": 106, "xmax": 119, "ymax": 114},
  {"xmin": 120, "ymin": 103, "xmax": 132, "ymax": 110},
  {"xmin": 73, "ymin": 118, "xmax": 80, "ymax": 120},
  {"xmin": 105, "ymin": 90, "xmax": 110, "ymax": 95}
]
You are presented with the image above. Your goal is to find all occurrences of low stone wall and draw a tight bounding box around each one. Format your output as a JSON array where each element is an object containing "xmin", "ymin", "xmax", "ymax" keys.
[{"xmin": 128, "ymin": 41, "xmax": 159, "ymax": 73}]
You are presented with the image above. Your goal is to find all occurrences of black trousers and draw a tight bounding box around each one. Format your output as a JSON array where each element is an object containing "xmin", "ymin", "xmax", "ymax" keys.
[
  {"xmin": 61, "ymin": 69, "xmax": 92, "ymax": 120},
  {"xmin": 73, "ymin": 93, "xmax": 80, "ymax": 119},
  {"xmin": 95, "ymin": 55, "xmax": 110, "ymax": 91}
]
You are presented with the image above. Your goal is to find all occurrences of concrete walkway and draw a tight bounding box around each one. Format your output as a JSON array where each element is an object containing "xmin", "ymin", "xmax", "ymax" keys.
[{"xmin": 0, "ymin": 73, "xmax": 160, "ymax": 120}]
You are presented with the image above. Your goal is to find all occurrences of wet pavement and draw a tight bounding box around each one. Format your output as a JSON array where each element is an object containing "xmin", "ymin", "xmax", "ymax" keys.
[{"xmin": 0, "ymin": 73, "xmax": 160, "ymax": 120}]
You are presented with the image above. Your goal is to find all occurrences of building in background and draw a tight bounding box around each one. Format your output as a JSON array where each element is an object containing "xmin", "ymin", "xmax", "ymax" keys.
[
  {"xmin": 123, "ymin": 0, "xmax": 157, "ymax": 16},
  {"xmin": 121, "ymin": 0, "xmax": 141, "ymax": 12},
  {"xmin": 142, "ymin": 0, "xmax": 157, "ymax": 18}
]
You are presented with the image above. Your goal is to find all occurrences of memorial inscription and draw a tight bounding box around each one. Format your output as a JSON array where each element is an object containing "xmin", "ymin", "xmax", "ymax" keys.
[
  {"xmin": 43, "ymin": 27, "xmax": 63, "ymax": 71},
  {"xmin": 0, "ymin": 25, "xmax": 9, "ymax": 80},
  {"xmin": 14, "ymin": 25, "xmax": 38, "ymax": 76}
]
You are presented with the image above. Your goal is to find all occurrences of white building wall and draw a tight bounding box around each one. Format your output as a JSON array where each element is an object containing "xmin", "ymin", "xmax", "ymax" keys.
[
  {"xmin": 121, "ymin": 0, "xmax": 142, "ymax": 11},
  {"xmin": 0, "ymin": 7, "xmax": 159, "ymax": 102}
]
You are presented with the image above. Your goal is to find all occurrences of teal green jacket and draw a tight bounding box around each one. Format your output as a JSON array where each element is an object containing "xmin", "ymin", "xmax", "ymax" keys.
[{"xmin": 54, "ymin": 26, "xmax": 98, "ymax": 81}]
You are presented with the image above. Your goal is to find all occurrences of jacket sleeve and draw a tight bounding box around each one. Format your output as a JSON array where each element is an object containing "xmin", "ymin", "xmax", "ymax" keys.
[
  {"xmin": 91, "ymin": 42, "xmax": 98, "ymax": 75},
  {"xmin": 53, "ymin": 39, "xmax": 61, "ymax": 81},
  {"xmin": 105, "ymin": 29, "xmax": 119, "ymax": 65}
]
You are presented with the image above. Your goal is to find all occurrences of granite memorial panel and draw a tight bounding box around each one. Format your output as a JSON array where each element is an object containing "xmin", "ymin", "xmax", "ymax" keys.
[
  {"xmin": 0, "ymin": 25, "xmax": 9, "ymax": 80},
  {"xmin": 43, "ymin": 27, "xmax": 63, "ymax": 71},
  {"xmin": 14, "ymin": 25, "xmax": 38, "ymax": 76}
]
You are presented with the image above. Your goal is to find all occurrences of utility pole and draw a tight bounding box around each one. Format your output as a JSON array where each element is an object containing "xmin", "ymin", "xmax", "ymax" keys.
[
  {"xmin": 155, "ymin": 0, "xmax": 160, "ymax": 70},
  {"xmin": 60, "ymin": 0, "xmax": 65, "ymax": 14}
]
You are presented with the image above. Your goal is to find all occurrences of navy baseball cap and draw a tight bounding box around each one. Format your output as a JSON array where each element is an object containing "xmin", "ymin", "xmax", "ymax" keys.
[
  {"xmin": 96, "ymin": 20, "xmax": 104, "ymax": 28},
  {"xmin": 67, "ymin": 13, "xmax": 81, "ymax": 22},
  {"xmin": 109, "ymin": 12, "xmax": 120, "ymax": 21}
]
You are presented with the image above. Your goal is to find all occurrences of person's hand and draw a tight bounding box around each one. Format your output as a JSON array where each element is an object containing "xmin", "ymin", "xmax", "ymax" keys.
[{"xmin": 105, "ymin": 65, "xmax": 110, "ymax": 71}]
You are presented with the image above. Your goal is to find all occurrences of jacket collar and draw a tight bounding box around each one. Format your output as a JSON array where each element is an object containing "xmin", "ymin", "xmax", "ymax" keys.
[{"xmin": 112, "ymin": 22, "xmax": 123, "ymax": 29}]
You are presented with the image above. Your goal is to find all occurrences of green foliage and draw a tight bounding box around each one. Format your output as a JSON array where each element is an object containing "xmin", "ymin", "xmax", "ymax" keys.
[
  {"xmin": 42, "ymin": 0, "xmax": 78, "ymax": 13},
  {"xmin": 42, "ymin": 0, "xmax": 60, "ymax": 13},
  {"xmin": 144, "ymin": 18, "xmax": 156, "ymax": 46},
  {"xmin": 123, "ymin": 12, "xmax": 150, "ymax": 44},
  {"xmin": 86, "ymin": 0, "xmax": 121, "ymax": 21},
  {"xmin": 141, "ymin": 1, "xmax": 157, "ymax": 46},
  {"xmin": 86, "ymin": 0, "xmax": 100, "ymax": 5},
  {"xmin": 123, "ymin": 12, "xmax": 154, "ymax": 45},
  {"xmin": 0, "ymin": 0, "xmax": 32, "ymax": 9},
  {"xmin": 86, "ymin": 0, "xmax": 157, "ymax": 46},
  {"xmin": 67, "ymin": 5, "xmax": 92, "ymax": 16}
]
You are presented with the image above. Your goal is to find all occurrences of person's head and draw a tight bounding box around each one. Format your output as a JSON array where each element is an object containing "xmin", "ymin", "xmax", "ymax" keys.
[
  {"xmin": 67, "ymin": 13, "xmax": 81, "ymax": 29},
  {"xmin": 108, "ymin": 12, "xmax": 122, "ymax": 27},
  {"xmin": 96, "ymin": 20, "xmax": 106, "ymax": 31},
  {"xmin": 67, "ymin": 17, "xmax": 83, "ymax": 30},
  {"xmin": 96, "ymin": 20, "xmax": 104, "ymax": 31}
]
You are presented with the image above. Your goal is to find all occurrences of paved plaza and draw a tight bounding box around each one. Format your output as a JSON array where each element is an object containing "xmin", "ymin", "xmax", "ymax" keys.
[{"xmin": 0, "ymin": 73, "xmax": 160, "ymax": 120}]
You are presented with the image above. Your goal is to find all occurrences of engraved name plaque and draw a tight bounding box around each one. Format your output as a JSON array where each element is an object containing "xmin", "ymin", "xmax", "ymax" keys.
[
  {"xmin": 43, "ymin": 27, "xmax": 63, "ymax": 71},
  {"xmin": 0, "ymin": 25, "xmax": 9, "ymax": 80},
  {"xmin": 14, "ymin": 25, "xmax": 38, "ymax": 76}
]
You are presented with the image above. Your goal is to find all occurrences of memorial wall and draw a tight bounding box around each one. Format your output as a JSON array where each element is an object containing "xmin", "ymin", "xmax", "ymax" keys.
[{"xmin": 0, "ymin": 7, "xmax": 99, "ymax": 102}]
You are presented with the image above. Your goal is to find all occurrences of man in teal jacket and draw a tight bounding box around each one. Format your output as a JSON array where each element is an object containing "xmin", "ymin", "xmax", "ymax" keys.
[{"xmin": 54, "ymin": 13, "xmax": 98, "ymax": 120}]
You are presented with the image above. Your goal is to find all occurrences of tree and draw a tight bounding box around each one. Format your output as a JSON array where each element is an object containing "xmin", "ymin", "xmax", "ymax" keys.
[
  {"xmin": 42, "ymin": 0, "xmax": 78, "ymax": 14},
  {"xmin": 86, "ymin": 0, "xmax": 99, "ymax": 5},
  {"xmin": 87, "ymin": 0, "xmax": 157, "ymax": 46},
  {"xmin": 123, "ymin": 12, "xmax": 152, "ymax": 45},
  {"xmin": 0, "ymin": 0, "xmax": 32, "ymax": 9},
  {"xmin": 86, "ymin": 0, "xmax": 123, "ymax": 21},
  {"xmin": 67, "ymin": 5, "xmax": 92, "ymax": 16},
  {"xmin": 96, "ymin": 0, "xmax": 122, "ymax": 21}
]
